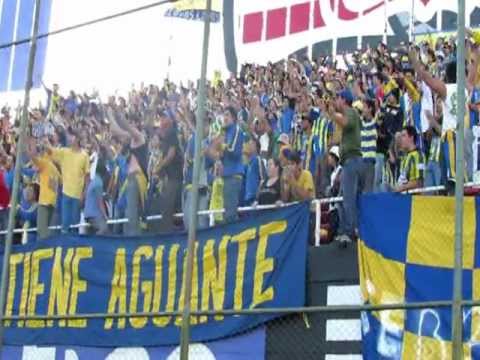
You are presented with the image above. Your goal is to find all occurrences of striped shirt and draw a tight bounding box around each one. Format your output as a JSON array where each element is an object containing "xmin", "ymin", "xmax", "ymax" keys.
[
  {"xmin": 361, "ymin": 118, "xmax": 377, "ymax": 163},
  {"xmin": 313, "ymin": 116, "xmax": 333, "ymax": 156},
  {"xmin": 398, "ymin": 149, "xmax": 425, "ymax": 186},
  {"xmin": 428, "ymin": 135, "xmax": 441, "ymax": 163}
]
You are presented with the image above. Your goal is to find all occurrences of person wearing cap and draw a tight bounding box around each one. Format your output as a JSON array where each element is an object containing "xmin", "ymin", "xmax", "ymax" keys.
[
  {"xmin": 328, "ymin": 88, "xmax": 362, "ymax": 246},
  {"xmin": 326, "ymin": 146, "xmax": 341, "ymax": 198},
  {"xmin": 281, "ymin": 151, "xmax": 315, "ymax": 202}
]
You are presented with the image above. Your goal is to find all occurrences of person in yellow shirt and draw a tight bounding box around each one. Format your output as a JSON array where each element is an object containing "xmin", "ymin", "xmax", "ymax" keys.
[
  {"xmin": 281, "ymin": 151, "xmax": 315, "ymax": 202},
  {"xmin": 46, "ymin": 130, "xmax": 89, "ymax": 233},
  {"xmin": 27, "ymin": 138, "xmax": 61, "ymax": 239}
]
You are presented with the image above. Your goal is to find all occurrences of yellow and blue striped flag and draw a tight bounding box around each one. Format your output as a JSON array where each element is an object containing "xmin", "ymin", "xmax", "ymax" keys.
[{"xmin": 358, "ymin": 194, "xmax": 480, "ymax": 359}]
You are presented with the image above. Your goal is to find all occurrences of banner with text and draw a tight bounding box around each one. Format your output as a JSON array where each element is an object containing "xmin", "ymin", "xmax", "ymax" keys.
[{"xmin": 1, "ymin": 203, "xmax": 309, "ymax": 347}]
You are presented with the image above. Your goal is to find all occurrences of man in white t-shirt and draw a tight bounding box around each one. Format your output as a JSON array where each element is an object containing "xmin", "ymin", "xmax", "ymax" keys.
[{"xmin": 409, "ymin": 49, "xmax": 470, "ymax": 185}]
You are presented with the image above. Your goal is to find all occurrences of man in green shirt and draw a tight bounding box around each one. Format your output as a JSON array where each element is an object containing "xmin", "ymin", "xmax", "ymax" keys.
[{"xmin": 328, "ymin": 89, "xmax": 363, "ymax": 247}]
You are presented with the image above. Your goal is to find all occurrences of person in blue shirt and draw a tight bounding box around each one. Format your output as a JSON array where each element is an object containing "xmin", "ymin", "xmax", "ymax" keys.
[
  {"xmin": 84, "ymin": 163, "xmax": 108, "ymax": 235},
  {"xmin": 17, "ymin": 183, "xmax": 39, "ymax": 244},
  {"xmin": 183, "ymin": 118, "xmax": 213, "ymax": 230},
  {"xmin": 215, "ymin": 106, "xmax": 244, "ymax": 223},
  {"xmin": 243, "ymin": 138, "xmax": 265, "ymax": 206},
  {"xmin": 280, "ymin": 97, "xmax": 296, "ymax": 134}
]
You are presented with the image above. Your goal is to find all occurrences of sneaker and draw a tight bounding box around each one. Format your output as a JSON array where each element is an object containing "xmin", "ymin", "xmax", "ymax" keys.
[{"xmin": 336, "ymin": 234, "xmax": 352, "ymax": 249}]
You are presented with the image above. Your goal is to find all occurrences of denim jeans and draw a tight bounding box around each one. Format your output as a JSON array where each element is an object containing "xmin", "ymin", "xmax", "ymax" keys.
[
  {"xmin": 373, "ymin": 153, "xmax": 385, "ymax": 193},
  {"xmin": 424, "ymin": 161, "xmax": 442, "ymax": 188},
  {"xmin": 339, "ymin": 156, "xmax": 363, "ymax": 238},
  {"xmin": 61, "ymin": 194, "xmax": 81, "ymax": 233},
  {"xmin": 183, "ymin": 187, "xmax": 210, "ymax": 230},
  {"xmin": 361, "ymin": 160, "xmax": 375, "ymax": 194},
  {"xmin": 124, "ymin": 173, "xmax": 141, "ymax": 236},
  {"xmin": 223, "ymin": 176, "xmax": 242, "ymax": 224}
]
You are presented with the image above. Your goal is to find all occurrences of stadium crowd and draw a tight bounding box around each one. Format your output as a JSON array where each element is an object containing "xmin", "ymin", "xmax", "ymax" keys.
[{"xmin": 0, "ymin": 29, "xmax": 480, "ymax": 246}]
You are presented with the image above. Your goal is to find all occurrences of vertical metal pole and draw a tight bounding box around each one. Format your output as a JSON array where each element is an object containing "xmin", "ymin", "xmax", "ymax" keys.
[
  {"xmin": 0, "ymin": 0, "xmax": 42, "ymax": 355},
  {"xmin": 452, "ymin": 1, "xmax": 465, "ymax": 358},
  {"xmin": 383, "ymin": 0, "xmax": 388, "ymax": 44},
  {"xmin": 179, "ymin": 1, "xmax": 212, "ymax": 359},
  {"xmin": 409, "ymin": 0, "xmax": 415, "ymax": 43},
  {"xmin": 315, "ymin": 200, "xmax": 321, "ymax": 247}
]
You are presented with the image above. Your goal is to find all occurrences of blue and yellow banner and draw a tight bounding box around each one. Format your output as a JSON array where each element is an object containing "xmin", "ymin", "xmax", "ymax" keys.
[
  {"xmin": 164, "ymin": 0, "xmax": 221, "ymax": 22},
  {"xmin": 358, "ymin": 194, "xmax": 480, "ymax": 359},
  {"xmin": 1, "ymin": 203, "xmax": 309, "ymax": 347}
]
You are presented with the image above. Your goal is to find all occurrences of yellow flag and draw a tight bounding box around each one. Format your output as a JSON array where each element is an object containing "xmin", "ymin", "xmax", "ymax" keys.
[{"xmin": 174, "ymin": 0, "xmax": 221, "ymax": 12}]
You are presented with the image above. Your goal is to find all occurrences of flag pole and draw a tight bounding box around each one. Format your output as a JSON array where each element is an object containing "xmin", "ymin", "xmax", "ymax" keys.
[
  {"xmin": 0, "ymin": 0, "xmax": 42, "ymax": 355},
  {"xmin": 452, "ymin": 0, "xmax": 466, "ymax": 358},
  {"xmin": 179, "ymin": 1, "xmax": 212, "ymax": 359}
]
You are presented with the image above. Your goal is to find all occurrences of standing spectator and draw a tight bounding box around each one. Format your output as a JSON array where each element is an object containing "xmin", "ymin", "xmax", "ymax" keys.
[
  {"xmin": 157, "ymin": 110, "xmax": 183, "ymax": 232},
  {"xmin": 216, "ymin": 106, "xmax": 244, "ymax": 223},
  {"xmin": 243, "ymin": 138, "xmax": 265, "ymax": 206},
  {"xmin": 27, "ymin": 139, "xmax": 60, "ymax": 239},
  {"xmin": 424, "ymin": 98, "xmax": 443, "ymax": 189},
  {"xmin": 0, "ymin": 156, "xmax": 11, "ymax": 232},
  {"xmin": 360, "ymin": 98, "xmax": 377, "ymax": 193},
  {"xmin": 281, "ymin": 151, "xmax": 315, "ymax": 202},
  {"xmin": 394, "ymin": 126, "xmax": 425, "ymax": 192},
  {"xmin": 17, "ymin": 183, "xmax": 39, "ymax": 244},
  {"xmin": 183, "ymin": 118, "xmax": 211, "ymax": 230},
  {"xmin": 106, "ymin": 103, "xmax": 148, "ymax": 235},
  {"xmin": 328, "ymin": 89, "xmax": 362, "ymax": 246},
  {"xmin": 409, "ymin": 49, "xmax": 467, "ymax": 185},
  {"xmin": 46, "ymin": 130, "xmax": 90, "ymax": 233},
  {"xmin": 84, "ymin": 163, "xmax": 108, "ymax": 235}
]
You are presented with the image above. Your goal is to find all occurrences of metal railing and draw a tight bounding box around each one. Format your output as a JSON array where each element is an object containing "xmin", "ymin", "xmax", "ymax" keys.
[{"xmin": 2, "ymin": 182, "xmax": 479, "ymax": 247}]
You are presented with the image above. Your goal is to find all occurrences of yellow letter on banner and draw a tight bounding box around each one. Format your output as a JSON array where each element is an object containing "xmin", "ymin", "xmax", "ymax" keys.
[
  {"xmin": 27, "ymin": 248, "xmax": 54, "ymax": 328},
  {"xmin": 105, "ymin": 248, "xmax": 127, "ymax": 330},
  {"xmin": 151, "ymin": 245, "xmax": 164, "ymax": 326},
  {"xmin": 47, "ymin": 247, "xmax": 74, "ymax": 327},
  {"xmin": 5, "ymin": 254, "xmax": 24, "ymax": 327},
  {"xmin": 18, "ymin": 253, "xmax": 31, "ymax": 328},
  {"xmin": 252, "ymin": 221, "xmax": 286, "ymax": 307},
  {"xmin": 232, "ymin": 228, "xmax": 257, "ymax": 310},
  {"xmin": 200, "ymin": 236, "xmax": 229, "ymax": 323},
  {"xmin": 153, "ymin": 245, "xmax": 179, "ymax": 327},
  {"xmin": 129, "ymin": 245, "xmax": 153, "ymax": 329},
  {"xmin": 176, "ymin": 244, "xmax": 199, "ymax": 326},
  {"xmin": 68, "ymin": 247, "xmax": 92, "ymax": 328}
]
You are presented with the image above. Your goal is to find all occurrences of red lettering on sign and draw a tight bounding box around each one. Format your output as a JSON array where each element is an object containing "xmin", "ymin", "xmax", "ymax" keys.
[
  {"xmin": 313, "ymin": 0, "xmax": 326, "ymax": 28},
  {"xmin": 290, "ymin": 2, "xmax": 310, "ymax": 34},
  {"xmin": 337, "ymin": 0, "xmax": 359, "ymax": 21},
  {"xmin": 243, "ymin": 12, "xmax": 263, "ymax": 43},
  {"xmin": 266, "ymin": 8, "xmax": 287, "ymax": 40}
]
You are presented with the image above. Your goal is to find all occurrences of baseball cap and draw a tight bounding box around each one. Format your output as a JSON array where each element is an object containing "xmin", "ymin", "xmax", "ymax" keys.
[
  {"xmin": 337, "ymin": 89, "xmax": 354, "ymax": 104},
  {"xmin": 329, "ymin": 146, "xmax": 340, "ymax": 160},
  {"xmin": 352, "ymin": 100, "xmax": 364, "ymax": 112},
  {"xmin": 277, "ymin": 133, "xmax": 290, "ymax": 145}
]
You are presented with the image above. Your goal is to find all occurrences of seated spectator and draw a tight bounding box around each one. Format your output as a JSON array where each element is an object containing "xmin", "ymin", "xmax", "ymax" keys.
[
  {"xmin": 257, "ymin": 158, "xmax": 282, "ymax": 205},
  {"xmin": 281, "ymin": 151, "xmax": 315, "ymax": 202}
]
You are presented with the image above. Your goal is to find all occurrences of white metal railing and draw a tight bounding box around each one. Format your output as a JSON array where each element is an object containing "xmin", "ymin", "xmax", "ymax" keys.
[{"xmin": 1, "ymin": 182, "xmax": 479, "ymax": 247}]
